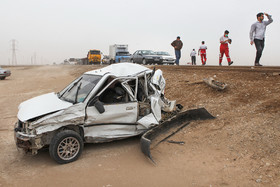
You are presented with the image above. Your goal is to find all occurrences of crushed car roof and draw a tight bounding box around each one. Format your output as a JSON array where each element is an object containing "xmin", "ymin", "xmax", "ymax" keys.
[{"xmin": 85, "ymin": 63, "xmax": 152, "ymax": 77}]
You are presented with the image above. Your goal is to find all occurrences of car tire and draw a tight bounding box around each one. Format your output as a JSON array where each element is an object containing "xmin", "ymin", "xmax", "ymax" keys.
[
  {"xmin": 49, "ymin": 130, "xmax": 83, "ymax": 164},
  {"xmin": 0, "ymin": 77, "xmax": 5, "ymax": 80},
  {"xmin": 142, "ymin": 59, "xmax": 147, "ymax": 65},
  {"xmin": 131, "ymin": 59, "xmax": 135, "ymax": 63}
]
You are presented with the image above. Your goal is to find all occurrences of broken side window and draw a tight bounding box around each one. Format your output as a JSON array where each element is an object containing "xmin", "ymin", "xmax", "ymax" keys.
[{"xmin": 99, "ymin": 80, "xmax": 130, "ymax": 104}]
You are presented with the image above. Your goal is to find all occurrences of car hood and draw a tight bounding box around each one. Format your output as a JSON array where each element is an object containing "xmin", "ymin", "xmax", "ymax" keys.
[{"xmin": 17, "ymin": 92, "xmax": 73, "ymax": 122}]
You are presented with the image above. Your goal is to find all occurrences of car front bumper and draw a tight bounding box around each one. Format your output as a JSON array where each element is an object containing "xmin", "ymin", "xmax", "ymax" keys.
[
  {"xmin": 14, "ymin": 122, "xmax": 42, "ymax": 154},
  {"xmin": 162, "ymin": 59, "xmax": 175, "ymax": 64},
  {"xmin": 146, "ymin": 59, "xmax": 163, "ymax": 64}
]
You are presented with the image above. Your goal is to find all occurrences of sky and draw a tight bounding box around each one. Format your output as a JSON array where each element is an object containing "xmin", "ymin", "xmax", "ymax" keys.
[{"xmin": 0, "ymin": 0, "xmax": 279, "ymax": 66}]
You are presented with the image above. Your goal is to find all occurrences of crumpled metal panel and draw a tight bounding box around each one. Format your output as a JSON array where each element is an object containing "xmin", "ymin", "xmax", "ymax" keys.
[
  {"xmin": 32, "ymin": 103, "xmax": 85, "ymax": 135},
  {"xmin": 17, "ymin": 92, "xmax": 73, "ymax": 122},
  {"xmin": 136, "ymin": 113, "xmax": 159, "ymax": 130},
  {"xmin": 84, "ymin": 125, "xmax": 143, "ymax": 143},
  {"xmin": 151, "ymin": 69, "xmax": 166, "ymax": 94},
  {"xmin": 150, "ymin": 96, "xmax": 162, "ymax": 122},
  {"xmin": 85, "ymin": 102, "xmax": 138, "ymax": 125}
]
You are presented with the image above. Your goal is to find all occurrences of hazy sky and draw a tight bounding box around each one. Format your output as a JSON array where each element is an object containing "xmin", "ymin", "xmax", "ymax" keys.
[{"xmin": 0, "ymin": 0, "xmax": 279, "ymax": 66}]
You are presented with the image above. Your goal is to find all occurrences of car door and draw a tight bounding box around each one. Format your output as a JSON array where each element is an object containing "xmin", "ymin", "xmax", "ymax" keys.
[
  {"xmin": 133, "ymin": 51, "xmax": 139, "ymax": 63},
  {"xmin": 84, "ymin": 78, "xmax": 139, "ymax": 142},
  {"xmin": 138, "ymin": 50, "xmax": 144, "ymax": 63}
]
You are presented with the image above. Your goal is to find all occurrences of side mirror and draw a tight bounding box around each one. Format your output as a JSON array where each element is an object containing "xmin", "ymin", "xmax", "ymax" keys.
[
  {"xmin": 94, "ymin": 99, "xmax": 105, "ymax": 114},
  {"xmin": 89, "ymin": 97, "xmax": 105, "ymax": 114},
  {"xmin": 139, "ymin": 53, "xmax": 142, "ymax": 56}
]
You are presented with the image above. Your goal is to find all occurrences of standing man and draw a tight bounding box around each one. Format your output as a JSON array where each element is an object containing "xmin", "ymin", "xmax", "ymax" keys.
[
  {"xmin": 171, "ymin": 36, "xmax": 183, "ymax": 65},
  {"xmin": 190, "ymin": 49, "xmax": 196, "ymax": 65},
  {"xmin": 250, "ymin": 12, "xmax": 273, "ymax": 66},
  {"xmin": 198, "ymin": 41, "xmax": 207, "ymax": 65},
  {"xmin": 219, "ymin": 30, "xmax": 233, "ymax": 66}
]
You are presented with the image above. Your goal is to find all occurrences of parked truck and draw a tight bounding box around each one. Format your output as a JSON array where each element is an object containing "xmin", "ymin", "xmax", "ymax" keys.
[
  {"xmin": 109, "ymin": 44, "xmax": 131, "ymax": 64},
  {"xmin": 87, "ymin": 49, "xmax": 101, "ymax": 64}
]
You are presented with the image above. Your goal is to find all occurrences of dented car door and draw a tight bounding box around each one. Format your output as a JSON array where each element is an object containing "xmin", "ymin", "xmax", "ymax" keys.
[{"xmin": 84, "ymin": 78, "xmax": 139, "ymax": 142}]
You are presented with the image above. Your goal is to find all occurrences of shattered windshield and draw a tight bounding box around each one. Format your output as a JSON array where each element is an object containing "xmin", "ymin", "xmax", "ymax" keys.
[{"xmin": 58, "ymin": 74, "xmax": 101, "ymax": 104}]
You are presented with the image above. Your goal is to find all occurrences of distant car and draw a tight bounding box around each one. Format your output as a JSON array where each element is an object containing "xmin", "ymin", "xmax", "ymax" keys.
[
  {"xmin": 102, "ymin": 55, "xmax": 110, "ymax": 64},
  {"xmin": 0, "ymin": 67, "xmax": 11, "ymax": 80},
  {"xmin": 130, "ymin": 50, "xmax": 163, "ymax": 65},
  {"xmin": 155, "ymin": 51, "xmax": 175, "ymax": 65}
]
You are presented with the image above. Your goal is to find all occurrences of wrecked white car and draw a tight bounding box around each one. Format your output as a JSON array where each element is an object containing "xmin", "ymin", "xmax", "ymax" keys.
[{"xmin": 14, "ymin": 63, "xmax": 180, "ymax": 164}]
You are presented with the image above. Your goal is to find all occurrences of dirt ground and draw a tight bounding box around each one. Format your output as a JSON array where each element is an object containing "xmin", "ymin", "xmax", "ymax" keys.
[{"xmin": 0, "ymin": 64, "xmax": 279, "ymax": 187}]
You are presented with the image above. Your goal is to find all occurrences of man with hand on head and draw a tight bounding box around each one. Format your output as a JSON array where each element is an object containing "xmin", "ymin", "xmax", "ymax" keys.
[{"xmin": 250, "ymin": 12, "xmax": 273, "ymax": 66}]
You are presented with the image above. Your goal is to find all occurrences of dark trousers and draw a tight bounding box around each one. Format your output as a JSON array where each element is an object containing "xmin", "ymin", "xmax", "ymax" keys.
[
  {"xmin": 254, "ymin": 39, "xmax": 265, "ymax": 64},
  {"xmin": 175, "ymin": 50, "xmax": 181, "ymax": 65},
  {"xmin": 191, "ymin": 56, "xmax": 196, "ymax": 65}
]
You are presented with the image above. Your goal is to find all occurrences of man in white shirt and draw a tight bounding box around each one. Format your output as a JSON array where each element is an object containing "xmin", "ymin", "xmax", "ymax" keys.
[
  {"xmin": 198, "ymin": 41, "xmax": 207, "ymax": 65},
  {"xmin": 190, "ymin": 49, "xmax": 196, "ymax": 65},
  {"xmin": 250, "ymin": 12, "xmax": 273, "ymax": 66}
]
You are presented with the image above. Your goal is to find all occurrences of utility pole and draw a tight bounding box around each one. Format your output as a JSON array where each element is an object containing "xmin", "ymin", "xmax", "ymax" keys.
[
  {"xmin": 34, "ymin": 52, "xmax": 37, "ymax": 65},
  {"xmin": 11, "ymin": 39, "xmax": 18, "ymax": 65}
]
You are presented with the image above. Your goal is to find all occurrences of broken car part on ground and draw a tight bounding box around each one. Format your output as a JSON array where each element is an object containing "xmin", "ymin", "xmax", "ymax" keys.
[
  {"xmin": 14, "ymin": 63, "xmax": 214, "ymax": 164},
  {"xmin": 203, "ymin": 77, "xmax": 227, "ymax": 90},
  {"xmin": 141, "ymin": 108, "xmax": 215, "ymax": 163}
]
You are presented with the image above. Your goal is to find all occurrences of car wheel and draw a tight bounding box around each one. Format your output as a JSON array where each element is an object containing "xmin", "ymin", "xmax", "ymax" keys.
[
  {"xmin": 142, "ymin": 59, "xmax": 147, "ymax": 65},
  {"xmin": 49, "ymin": 130, "xmax": 83, "ymax": 164},
  {"xmin": 0, "ymin": 77, "xmax": 5, "ymax": 80},
  {"xmin": 131, "ymin": 59, "xmax": 135, "ymax": 63}
]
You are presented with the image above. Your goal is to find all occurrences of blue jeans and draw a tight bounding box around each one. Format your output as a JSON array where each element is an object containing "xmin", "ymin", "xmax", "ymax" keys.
[{"xmin": 175, "ymin": 50, "xmax": 181, "ymax": 65}]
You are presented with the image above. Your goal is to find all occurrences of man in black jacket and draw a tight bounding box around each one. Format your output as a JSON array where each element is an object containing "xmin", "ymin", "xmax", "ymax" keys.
[{"xmin": 171, "ymin": 36, "xmax": 183, "ymax": 65}]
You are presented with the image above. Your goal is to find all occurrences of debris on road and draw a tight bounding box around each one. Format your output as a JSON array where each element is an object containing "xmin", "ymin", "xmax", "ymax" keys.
[
  {"xmin": 167, "ymin": 140, "xmax": 185, "ymax": 145},
  {"xmin": 203, "ymin": 77, "xmax": 227, "ymax": 90}
]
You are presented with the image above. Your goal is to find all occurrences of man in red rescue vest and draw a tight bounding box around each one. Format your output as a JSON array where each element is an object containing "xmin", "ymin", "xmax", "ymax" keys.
[
  {"xmin": 198, "ymin": 41, "xmax": 207, "ymax": 65},
  {"xmin": 219, "ymin": 30, "xmax": 233, "ymax": 66}
]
